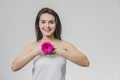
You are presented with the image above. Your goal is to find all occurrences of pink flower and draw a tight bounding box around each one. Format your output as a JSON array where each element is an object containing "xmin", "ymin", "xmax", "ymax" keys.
[{"xmin": 41, "ymin": 41, "xmax": 54, "ymax": 54}]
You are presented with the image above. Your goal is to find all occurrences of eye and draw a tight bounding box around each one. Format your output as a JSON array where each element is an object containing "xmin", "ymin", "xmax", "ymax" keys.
[
  {"xmin": 50, "ymin": 21, "xmax": 55, "ymax": 24},
  {"xmin": 41, "ymin": 21, "xmax": 45, "ymax": 24}
]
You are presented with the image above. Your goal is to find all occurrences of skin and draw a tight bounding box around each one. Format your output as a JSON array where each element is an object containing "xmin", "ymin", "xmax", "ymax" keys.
[{"xmin": 11, "ymin": 13, "xmax": 89, "ymax": 71}]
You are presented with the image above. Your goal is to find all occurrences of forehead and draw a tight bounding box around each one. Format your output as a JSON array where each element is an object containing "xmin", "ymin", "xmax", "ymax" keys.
[{"xmin": 40, "ymin": 13, "xmax": 55, "ymax": 21}]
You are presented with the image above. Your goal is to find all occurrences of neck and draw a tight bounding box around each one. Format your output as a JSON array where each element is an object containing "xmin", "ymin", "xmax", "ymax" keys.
[{"xmin": 41, "ymin": 35, "xmax": 56, "ymax": 42}]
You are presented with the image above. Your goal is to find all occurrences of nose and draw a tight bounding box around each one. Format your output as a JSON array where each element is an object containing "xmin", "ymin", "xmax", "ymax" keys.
[{"xmin": 45, "ymin": 22, "xmax": 50, "ymax": 28}]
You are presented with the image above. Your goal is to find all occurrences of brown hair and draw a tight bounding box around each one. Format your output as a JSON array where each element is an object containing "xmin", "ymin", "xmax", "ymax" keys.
[{"xmin": 35, "ymin": 7, "xmax": 62, "ymax": 41}]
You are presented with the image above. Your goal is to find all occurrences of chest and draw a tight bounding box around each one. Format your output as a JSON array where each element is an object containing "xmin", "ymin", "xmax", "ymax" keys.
[{"xmin": 33, "ymin": 55, "xmax": 66, "ymax": 68}]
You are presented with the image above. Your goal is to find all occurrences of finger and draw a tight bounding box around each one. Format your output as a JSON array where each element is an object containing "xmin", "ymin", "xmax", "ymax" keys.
[{"xmin": 53, "ymin": 47, "xmax": 56, "ymax": 51}]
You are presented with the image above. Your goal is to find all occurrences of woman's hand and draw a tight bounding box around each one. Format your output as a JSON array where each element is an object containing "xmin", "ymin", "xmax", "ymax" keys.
[
  {"xmin": 52, "ymin": 43, "xmax": 66, "ymax": 56},
  {"xmin": 11, "ymin": 42, "xmax": 42, "ymax": 71},
  {"xmin": 51, "ymin": 40, "xmax": 89, "ymax": 67},
  {"xmin": 31, "ymin": 43, "xmax": 43, "ymax": 56}
]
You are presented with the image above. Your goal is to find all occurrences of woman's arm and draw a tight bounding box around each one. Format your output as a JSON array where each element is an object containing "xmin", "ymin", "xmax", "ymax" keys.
[
  {"xmin": 56, "ymin": 41, "xmax": 90, "ymax": 67},
  {"xmin": 11, "ymin": 42, "xmax": 40, "ymax": 71}
]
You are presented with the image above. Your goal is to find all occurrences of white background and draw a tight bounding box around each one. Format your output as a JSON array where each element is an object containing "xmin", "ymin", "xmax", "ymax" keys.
[{"xmin": 0, "ymin": 0, "xmax": 120, "ymax": 80}]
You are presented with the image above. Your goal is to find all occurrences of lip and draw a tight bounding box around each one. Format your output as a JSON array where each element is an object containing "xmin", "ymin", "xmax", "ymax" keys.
[{"xmin": 43, "ymin": 29, "xmax": 52, "ymax": 32}]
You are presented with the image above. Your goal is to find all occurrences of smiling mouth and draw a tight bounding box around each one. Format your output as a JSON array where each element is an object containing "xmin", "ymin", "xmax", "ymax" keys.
[{"xmin": 43, "ymin": 29, "xmax": 52, "ymax": 32}]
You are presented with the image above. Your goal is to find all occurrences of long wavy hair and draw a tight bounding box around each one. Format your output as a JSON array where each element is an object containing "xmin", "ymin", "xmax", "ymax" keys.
[{"xmin": 35, "ymin": 7, "xmax": 62, "ymax": 41}]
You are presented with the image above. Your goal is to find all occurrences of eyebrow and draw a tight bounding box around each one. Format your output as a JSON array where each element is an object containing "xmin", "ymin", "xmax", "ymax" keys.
[{"xmin": 40, "ymin": 20, "xmax": 55, "ymax": 22}]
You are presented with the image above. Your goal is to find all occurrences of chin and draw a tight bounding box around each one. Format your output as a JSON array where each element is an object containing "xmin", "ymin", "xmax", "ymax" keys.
[
  {"xmin": 42, "ymin": 31, "xmax": 54, "ymax": 37},
  {"xmin": 43, "ymin": 33, "xmax": 53, "ymax": 37}
]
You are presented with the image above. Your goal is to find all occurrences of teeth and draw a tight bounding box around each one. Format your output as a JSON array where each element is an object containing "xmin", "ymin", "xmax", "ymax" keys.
[{"xmin": 44, "ymin": 29, "xmax": 51, "ymax": 32}]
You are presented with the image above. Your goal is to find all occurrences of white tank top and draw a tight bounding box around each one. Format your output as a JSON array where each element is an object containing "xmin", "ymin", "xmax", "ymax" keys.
[{"xmin": 32, "ymin": 54, "xmax": 66, "ymax": 80}]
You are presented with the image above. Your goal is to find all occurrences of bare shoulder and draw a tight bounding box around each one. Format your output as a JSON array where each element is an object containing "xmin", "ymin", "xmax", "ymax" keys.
[
  {"xmin": 23, "ymin": 42, "xmax": 36, "ymax": 50},
  {"xmin": 26, "ymin": 42, "xmax": 36, "ymax": 47},
  {"xmin": 61, "ymin": 40, "xmax": 74, "ymax": 46},
  {"xmin": 61, "ymin": 40, "xmax": 78, "ymax": 50}
]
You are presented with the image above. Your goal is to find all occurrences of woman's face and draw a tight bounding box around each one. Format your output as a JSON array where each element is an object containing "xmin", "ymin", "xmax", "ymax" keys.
[{"xmin": 39, "ymin": 13, "xmax": 56, "ymax": 37}]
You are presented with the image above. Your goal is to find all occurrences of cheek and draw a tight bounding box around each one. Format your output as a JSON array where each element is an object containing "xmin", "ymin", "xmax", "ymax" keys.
[
  {"xmin": 52, "ymin": 25, "xmax": 56, "ymax": 31},
  {"xmin": 39, "ymin": 24, "xmax": 43, "ymax": 29},
  {"xmin": 38, "ymin": 26, "xmax": 43, "ymax": 33},
  {"xmin": 53, "ymin": 24, "xmax": 56, "ymax": 29}
]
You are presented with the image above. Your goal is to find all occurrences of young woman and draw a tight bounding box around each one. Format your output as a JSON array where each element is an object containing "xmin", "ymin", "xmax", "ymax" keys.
[{"xmin": 11, "ymin": 7, "xmax": 89, "ymax": 80}]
